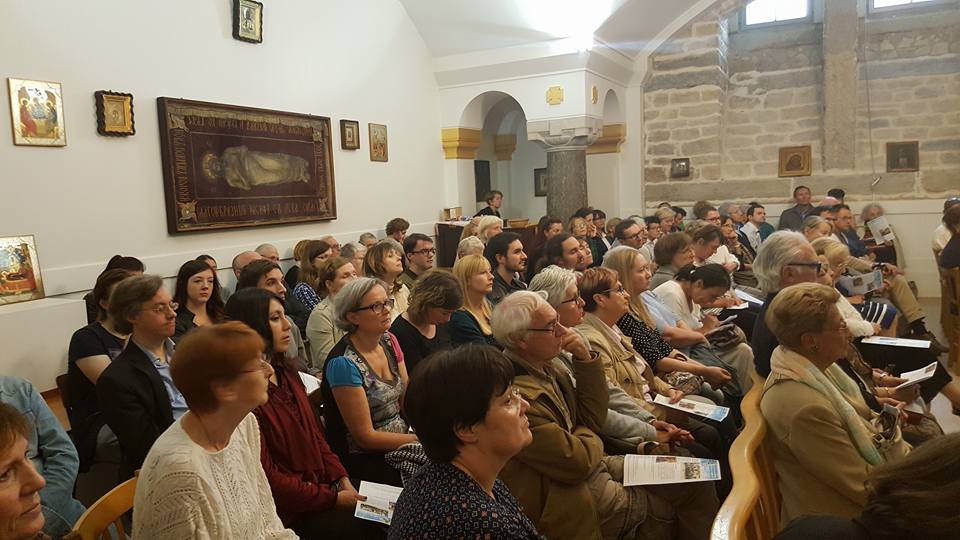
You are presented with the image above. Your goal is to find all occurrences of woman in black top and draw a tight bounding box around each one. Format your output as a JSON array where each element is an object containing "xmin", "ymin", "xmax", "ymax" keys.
[
  {"xmin": 389, "ymin": 271, "xmax": 462, "ymax": 374},
  {"xmin": 172, "ymin": 259, "xmax": 224, "ymax": 342},
  {"xmin": 81, "ymin": 255, "xmax": 144, "ymax": 323},
  {"xmin": 67, "ymin": 268, "xmax": 133, "ymax": 469},
  {"xmin": 939, "ymin": 205, "xmax": 960, "ymax": 269}
]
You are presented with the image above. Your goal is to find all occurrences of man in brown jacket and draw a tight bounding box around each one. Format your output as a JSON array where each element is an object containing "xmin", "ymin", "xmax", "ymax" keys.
[{"xmin": 492, "ymin": 291, "xmax": 718, "ymax": 540}]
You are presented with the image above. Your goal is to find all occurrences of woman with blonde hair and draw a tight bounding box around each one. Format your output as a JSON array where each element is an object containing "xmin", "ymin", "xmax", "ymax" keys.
[
  {"xmin": 760, "ymin": 283, "xmax": 910, "ymax": 523},
  {"xmin": 293, "ymin": 240, "xmax": 333, "ymax": 312},
  {"xmin": 568, "ymin": 216, "xmax": 588, "ymax": 237},
  {"xmin": 362, "ymin": 240, "xmax": 409, "ymax": 322},
  {"xmin": 810, "ymin": 237, "xmax": 898, "ymax": 333},
  {"xmin": 459, "ymin": 217, "xmax": 481, "ymax": 241},
  {"xmin": 449, "ymin": 255, "xmax": 498, "ymax": 347},
  {"xmin": 476, "ymin": 215, "xmax": 504, "ymax": 244}
]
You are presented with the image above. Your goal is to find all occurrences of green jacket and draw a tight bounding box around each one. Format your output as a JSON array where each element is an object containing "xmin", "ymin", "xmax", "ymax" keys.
[{"xmin": 499, "ymin": 349, "xmax": 608, "ymax": 540}]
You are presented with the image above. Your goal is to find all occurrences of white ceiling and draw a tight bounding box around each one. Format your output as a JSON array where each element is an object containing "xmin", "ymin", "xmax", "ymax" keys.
[{"xmin": 399, "ymin": 0, "xmax": 705, "ymax": 60}]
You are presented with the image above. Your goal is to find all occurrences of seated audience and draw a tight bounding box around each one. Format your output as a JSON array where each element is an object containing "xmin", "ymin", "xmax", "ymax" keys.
[
  {"xmin": 602, "ymin": 248, "xmax": 731, "ymax": 403},
  {"xmin": 569, "ymin": 216, "xmax": 588, "ymax": 239},
  {"xmin": 604, "ymin": 217, "xmax": 621, "ymax": 245},
  {"xmin": 525, "ymin": 216, "xmax": 563, "ymax": 281},
  {"xmin": 833, "ymin": 205, "xmax": 869, "ymax": 258},
  {"xmin": 67, "ymin": 268, "xmax": 132, "ymax": 470},
  {"xmin": 776, "ymin": 432, "xmax": 960, "ymax": 540},
  {"xmin": 492, "ymin": 292, "xmax": 718, "ymax": 540},
  {"xmin": 809, "ymin": 203, "xmax": 840, "ymax": 226},
  {"xmin": 233, "ymin": 249, "xmax": 264, "ymax": 287},
  {"xmin": 644, "ymin": 215, "xmax": 663, "ymax": 248},
  {"xmin": 859, "ymin": 203, "xmax": 899, "ymax": 265},
  {"xmin": 575, "ymin": 236, "xmax": 595, "ymax": 271},
  {"xmin": 225, "ymin": 289, "xmax": 381, "ymax": 538},
  {"xmin": 594, "ymin": 209, "xmax": 612, "ymax": 250},
  {"xmin": 97, "ymin": 275, "xmax": 185, "ymax": 479},
  {"xmin": 477, "ymin": 215, "xmax": 504, "ymax": 244},
  {"xmin": 656, "ymin": 206, "xmax": 677, "ymax": 234},
  {"xmin": 450, "ymin": 255, "xmax": 499, "ymax": 347},
  {"xmin": 82, "ymin": 255, "xmax": 144, "ymax": 323},
  {"xmin": 305, "ymin": 257, "xmax": 358, "ymax": 370},
  {"xmin": 359, "ymin": 232, "xmax": 378, "ymax": 248},
  {"xmin": 456, "ymin": 235, "xmax": 485, "ymax": 260},
  {"xmin": 385, "ymin": 217, "xmax": 409, "ymax": 243},
  {"xmin": 255, "ymin": 243, "xmax": 280, "ymax": 263},
  {"xmin": 293, "ymin": 239, "xmax": 333, "ymax": 312},
  {"xmin": 322, "ymin": 278, "xmax": 417, "ymax": 485},
  {"xmin": 650, "ymin": 232, "xmax": 695, "ymax": 289},
  {"xmin": 778, "ymin": 185, "xmax": 813, "ymax": 231},
  {"xmin": 737, "ymin": 204, "xmax": 766, "ymax": 256},
  {"xmin": 133, "ymin": 323, "xmax": 297, "ymax": 539},
  {"xmin": 474, "ymin": 189, "xmax": 503, "ymax": 218},
  {"xmin": 340, "ymin": 241, "xmax": 368, "ymax": 276},
  {"xmin": 397, "ymin": 233, "xmax": 434, "ymax": 290},
  {"xmin": 811, "ymin": 237, "xmax": 898, "ymax": 333},
  {"xmin": 760, "ymin": 283, "xmax": 910, "ymax": 524},
  {"xmin": 0, "ymin": 402, "xmax": 48, "ymax": 540},
  {"xmin": 652, "ymin": 264, "xmax": 756, "ymax": 394},
  {"xmin": 721, "ymin": 215, "xmax": 757, "ymax": 288},
  {"xmin": 719, "ymin": 201, "xmax": 746, "ymax": 227},
  {"xmin": 609, "ymin": 218, "xmax": 645, "ymax": 252},
  {"xmin": 320, "ymin": 235, "xmax": 341, "ymax": 257},
  {"xmin": 485, "ymin": 232, "xmax": 528, "ymax": 305},
  {"xmin": 574, "ymin": 207, "xmax": 607, "ymax": 264},
  {"xmin": 939, "ymin": 204, "xmax": 960, "ymax": 269},
  {"xmin": 460, "ymin": 216, "xmax": 481, "ymax": 241},
  {"xmin": 0, "ymin": 377, "xmax": 86, "ymax": 537},
  {"xmin": 363, "ymin": 240, "xmax": 410, "ymax": 322},
  {"xmin": 933, "ymin": 196, "xmax": 960, "ymax": 261},
  {"xmin": 698, "ymin": 216, "xmax": 740, "ymax": 275},
  {"xmin": 533, "ymin": 233, "xmax": 582, "ymax": 274},
  {"xmin": 390, "ymin": 346, "xmax": 544, "ymax": 540},
  {"xmin": 237, "ymin": 259, "xmax": 308, "ymax": 368},
  {"xmin": 390, "ymin": 271, "xmax": 461, "ymax": 374},
  {"xmin": 673, "ymin": 206, "xmax": 688, "ymax": 231},
  {"xmin": 172, "ymin": 259, "xmax": 225, "ymax": 341},
  {"xmin": 802, "ymin": 215, "xmax": 833, "ymax": 242},
  {"xmin": 284, "ymin": 240, "xmax": 309, "ymax": 289},
  {"xmin": 196, "ymin": 254, "xmax": 217, "ymax": 271}
]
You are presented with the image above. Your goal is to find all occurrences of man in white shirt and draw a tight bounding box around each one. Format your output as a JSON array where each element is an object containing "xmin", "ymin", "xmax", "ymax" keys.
[
  {"xmin": 701, "ymin": 207, "xmax": 739, "ymax": 272},
  {"xmin": 737, "ymin": 204, "xmax": 765, "ymax": 256}
]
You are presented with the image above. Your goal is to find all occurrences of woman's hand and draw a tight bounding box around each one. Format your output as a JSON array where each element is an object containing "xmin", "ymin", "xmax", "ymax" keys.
[
  {"xmin": 699, "ymin": 366, "xmax": 732, "ymax": 388},
  {"xmin": 871, "ymin": 323, "xmax": 882, "ymax": 335},
  {"xmin": 334, "ymin": 481, "xmax": 367, "ymax": 511},
  {"xmin": 700, "ymin": 313, "xmax": 720, "ymax": 332},
  {"xmin": 847, "ymin": 295, "xmax": 865, "ymax": 305},
  {"xmin": 891, "ymin": 384, "xmax": 920, "ymax": 403},
  {"xmin": 667, "ymin": 388, "xmax": 684, "ymax": 404},
  {"xmin": 653, "ymin": 420, "xmax": 695, "ymax": 445}
]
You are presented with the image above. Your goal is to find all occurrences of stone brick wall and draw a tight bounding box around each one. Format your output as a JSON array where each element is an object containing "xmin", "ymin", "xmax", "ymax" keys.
[{"xmin": 642, "ymin": 0, "xmax": 960, "ymax": 208}]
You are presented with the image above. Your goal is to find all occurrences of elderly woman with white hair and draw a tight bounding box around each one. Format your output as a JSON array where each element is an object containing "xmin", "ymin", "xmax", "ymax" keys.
[
  {"xmin": 859, "ymin": 203, "xmax": 901, "ymax": 266},
  {"xmin": 491, "ymin": 291, "xmax": 718, "ymax": 540},
  {"xmin": 477, "ymin": 215, "xmax": 504, "ymax": 244},
  {"xmin": 456, "ymin": 235, "xmax": 485, "ymax": 261},
  {"xmin": 321, "ymin": 277, "xmax": 417, "ymax": 485}
]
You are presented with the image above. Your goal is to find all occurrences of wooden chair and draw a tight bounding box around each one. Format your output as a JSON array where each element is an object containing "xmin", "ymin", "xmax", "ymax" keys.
[
  {"xmin": 943, "ymin": 266, "xmax": 960, "ymax": 370},
  {"xmin": 64, "ymin": 475, "xmax": 137, "ymax": 540},
  {"xmin": 711, "ymin": 371, "xmax": 781, "ymax": 540}
]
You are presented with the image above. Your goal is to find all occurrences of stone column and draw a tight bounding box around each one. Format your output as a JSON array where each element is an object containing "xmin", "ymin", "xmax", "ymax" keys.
[
  {"xmin": 528, "ymin": 116, "xmax": 603, "ymax": 220},
  {"xmin": 822, "ymin": 0, "xmax": 858, "ymax": 170}
]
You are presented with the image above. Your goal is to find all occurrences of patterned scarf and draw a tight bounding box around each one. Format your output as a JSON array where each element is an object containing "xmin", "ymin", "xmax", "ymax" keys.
[{"xmin": 766, "ymin": 345, "xmax": 882, "ymax": 466}]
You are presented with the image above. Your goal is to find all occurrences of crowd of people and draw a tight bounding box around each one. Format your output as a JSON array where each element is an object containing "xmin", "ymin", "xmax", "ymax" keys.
[{"xmin": 2, "ymin": 188, "xmax": 959, "ymax": 540}]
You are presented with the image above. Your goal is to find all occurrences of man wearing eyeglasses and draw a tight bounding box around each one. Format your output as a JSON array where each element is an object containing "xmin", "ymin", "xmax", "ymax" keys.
[
  {"xmin": 398, "ymin": 233, "xmax": 435, "ymax": 290},
  {"xmin": 96, "ymin": 275, "xmax": 183, "ymax": 479},
  {"xmin": 484, "ymin": 232, "xmax": 528, "ymax": 306}
]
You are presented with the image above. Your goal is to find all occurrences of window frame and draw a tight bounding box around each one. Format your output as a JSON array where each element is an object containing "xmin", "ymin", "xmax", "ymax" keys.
[
  {"xmin": 740, "ymin": 0, "xmax": 814, "ymax": 30},
  {"xmin": 869, "ymin": 0, "xmax": 955, "ymax": 14}
]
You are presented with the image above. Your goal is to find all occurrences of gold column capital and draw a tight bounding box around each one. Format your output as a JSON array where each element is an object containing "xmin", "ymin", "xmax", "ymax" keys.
[
  {"xmin": 494, "ymin": 134, "xmax": 517, "ymax": 161},
  {"xmin": 441, "ymin": 128, "xmax": 482, "ymax": 159},
  {"xmin": 586, "ymin": 123, "xmax": 626, "ymax": 155}
]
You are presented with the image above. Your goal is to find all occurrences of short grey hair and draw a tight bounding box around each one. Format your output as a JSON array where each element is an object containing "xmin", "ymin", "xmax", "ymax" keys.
[
  {"xmin": 332, "ymin": 277, "xmax": 390, "ymax": 332},
  {"xmin": 491, "ymin": 290, "xmax": 550, "ymax": 350},
  {"xmin": 860, "ymin": 203, "xmax": 884, "ymax": 223},
  {"xmin": 381, "ymin": 237, "xmax": 404, "ymax": 254},
  {"xmin": 340, "ymin": 242, "xmax": 365, "ymax": 259},
  {"xmin": 753, "ymin": 231, "xmax": 811, "ymax": 294},
  {"xmin": 717, "ymin": 201, "xmax": 738, "ymax": 218},
  {"xmin": 477, "ymin": 216, "xmax": 503, "ymax": 242},
  {"xmin": 457, "ymin": 236, "xmax": 484, "ymax": 259},
  {"xmin": 359, "ymin": 232, "xmax": 377, "ymax": 244},
  {"xmin": 529, "ymin": 265, "xmax": 578, "ymax": 308}
]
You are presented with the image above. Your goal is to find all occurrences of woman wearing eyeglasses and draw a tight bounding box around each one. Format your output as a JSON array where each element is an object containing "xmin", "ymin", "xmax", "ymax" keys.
[
  {"xmin": 132, "ymin": 322, "xmax": 298, "ymax": 539},
  {"xmin": 322, "ymin": 278, "xmax": 417, "ymax": 486},
  {"xmin": 363, "ymin": 240, "xmax": 410, "ymax": 323},
  {"xmin": 760, "ymin": 283, "xmax": 910, "ymax": 524},
  {"xmin": 225, "ymin": 288, "xmax": 384, "ymax": 538}
]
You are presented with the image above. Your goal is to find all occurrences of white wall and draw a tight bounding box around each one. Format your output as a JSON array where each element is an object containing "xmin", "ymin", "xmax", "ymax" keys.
[
  {"xmin": 0, "ymin": 0, "xmax": 443, "ymax": 298},
  {"xmin": 586, "ymin": 153, "xmax": 620, "ymax": 217},
  {"xmin": 508, "ymin": 132, "xmax": 548, "ymax": 221}
]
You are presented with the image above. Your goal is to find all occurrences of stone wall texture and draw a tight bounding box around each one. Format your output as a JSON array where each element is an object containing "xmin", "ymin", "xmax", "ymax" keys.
[{"xmin": 642, "ymin": 0, "xmax": 960, "ymax": 208}]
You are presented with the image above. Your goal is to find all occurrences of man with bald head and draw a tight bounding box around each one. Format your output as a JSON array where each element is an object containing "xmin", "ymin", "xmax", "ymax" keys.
[
  {"xmin": 232, "ymin": 250, "xmax": 263, "ymax": 280},
  {"xmin": 255, "ymin": 243, "xmax": 280, "ymax": 263}
]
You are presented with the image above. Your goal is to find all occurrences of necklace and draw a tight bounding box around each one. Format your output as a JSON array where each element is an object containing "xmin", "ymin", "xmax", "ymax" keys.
[{"xmin": 194, "ymin": 413, "xmax": 224, "ymax": 451}]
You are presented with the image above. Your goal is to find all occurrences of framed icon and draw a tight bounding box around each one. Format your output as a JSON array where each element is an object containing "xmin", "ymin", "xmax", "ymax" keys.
[{"xmin": 95, "ymin": 91, "xmax": 135, "ymax": 136}]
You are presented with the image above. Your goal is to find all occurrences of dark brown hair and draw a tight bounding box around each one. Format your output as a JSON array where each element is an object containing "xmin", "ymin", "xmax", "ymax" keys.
[
  {"xmin": 653, "ymin": 232, "xmax": 692, "ymax": 266},
  {"xmin": 108, "ymin": 274, "xmax": 164, "ymax": 334},
  {"xmin": 579, "ymin": 266, "xmax": 619, "ymax": 313},
  {"xmin": 93, "ymin": 269, "xmax": 134, "ymax": 322}
]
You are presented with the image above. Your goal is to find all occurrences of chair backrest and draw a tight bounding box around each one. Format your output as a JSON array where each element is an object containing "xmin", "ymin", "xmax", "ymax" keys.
[
  {"xmin": 711, "ymin": 371, "xmax": 781, "ymax": 540},
  {"xmin": 65, "ymin": 475, "xmax": 137, "ymax": 540}
]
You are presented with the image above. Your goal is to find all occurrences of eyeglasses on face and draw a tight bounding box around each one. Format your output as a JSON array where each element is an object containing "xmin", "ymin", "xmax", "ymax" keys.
[
  {"xmin": 526, "ymin": 320, "xmax": 564, "ymax": 335},
  {"xmin": 599, "ymin": 285, "xmax": 627, "ymax": 296},
  {"xmin": 561, "ymin": 294, "xmax": 582, "ymax": 305},
  {"xmin": 786, "ymin": 261, "xmax": 823, "ymax": 274},
  {"xmin": 353, "ymin": 298, "xmax": 396, "ymax": 314},
  {"xmin": 504, "ymin": 386, "xmax": 523, "ymax": 414},
  {"xmin": 624, "ymin": 232, "xmax": 642, "ymax": 241},
  {"xmin": 411, "ymin": 248, "xmax": 437, "ymax": 255},
  {"xmin": 142, "ymin": 302, "xmax": 178, "ymax": 314}
]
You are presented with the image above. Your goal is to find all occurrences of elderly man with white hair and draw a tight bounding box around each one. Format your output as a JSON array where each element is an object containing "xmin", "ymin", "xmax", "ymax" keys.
[
  {"xmin": 751, "ymin": 231, "xmax": 831, "ymax": 376},
  {"xmin": 492, "ymin": 291, "xmax": 717, "ymax": 540}
]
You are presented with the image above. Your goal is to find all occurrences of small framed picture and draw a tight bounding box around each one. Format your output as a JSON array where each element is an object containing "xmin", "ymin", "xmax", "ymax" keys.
[
  {"xmin": 340, "ymin": 119, "xmax": 360, "ymax": 150},
  {"xmin": 95, "ymin": 91, "xmax": 135, "ymax": 136},
  {"xmin": 534, "ymin": 168, "xmax": 547, "ymax": 197},
  {"xmin": 0, "ymin": 235, "xmax": 45, "ymax": 306},
  {"xmin": 886, "ymin": 141, "xmax": 919, "ymax": 172},
  {"xmin": 778, "ymin": 145, "xmax": 812, "ymax": 177},
  {"xmin": 233, "ymin": 0, "xmax": 263, "ymax": 43},
  {"xmin": 670, "ymin": 158, "xmax": 691, "ymax": 178},
  {"xmin": 7, "ymin": 78, "xmax": 66, "ymax": 146},
  {"xmin": 369, "ymin": 123, "xmax": 388, "ymax": 162}
]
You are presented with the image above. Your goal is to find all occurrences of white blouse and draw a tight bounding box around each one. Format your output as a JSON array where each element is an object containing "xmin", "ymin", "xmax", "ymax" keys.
[
  {"xmin": 133, "ymin": 413, "xmax": 297, "ymax": 540},
  {"xmin": 652, "ymin": 280, "xmax": 702, "ymax": 330}
]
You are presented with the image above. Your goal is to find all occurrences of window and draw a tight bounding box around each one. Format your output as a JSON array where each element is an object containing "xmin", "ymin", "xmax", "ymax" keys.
[
  {"xmin": 872, "ymin": 0, "xmax": 936, "ymax": 8},
  {"xmin": 743, "ymin": 0, "xmax": 810, "ymax": 26}
]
